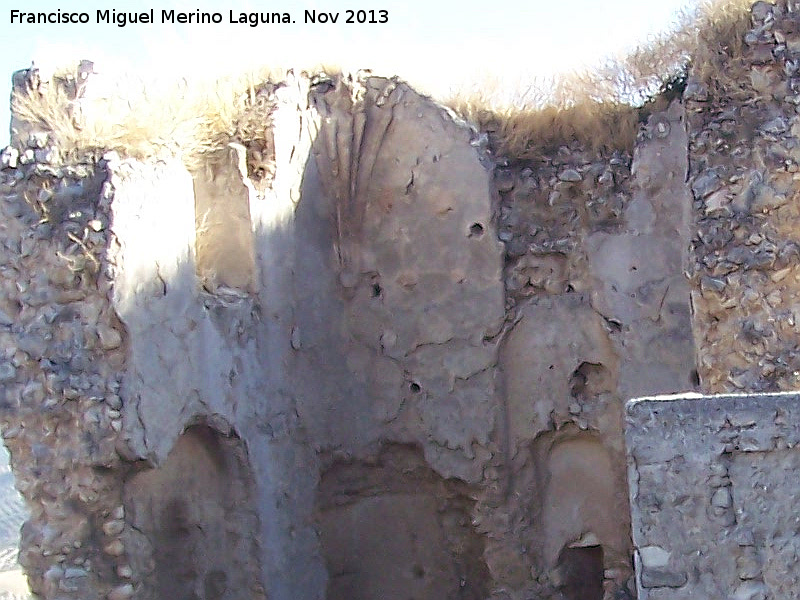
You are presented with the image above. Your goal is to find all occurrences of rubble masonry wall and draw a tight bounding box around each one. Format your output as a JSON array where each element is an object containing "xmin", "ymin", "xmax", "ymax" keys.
[{"xmin": 5, "ymin": 3, "xmax": 800, "ymax": 597}]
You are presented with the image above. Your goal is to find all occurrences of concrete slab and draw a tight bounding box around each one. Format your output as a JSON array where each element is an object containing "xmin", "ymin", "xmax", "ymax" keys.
[{"xmin": 626, "ymin": 392, "xmax": 800, "ymax": 599}]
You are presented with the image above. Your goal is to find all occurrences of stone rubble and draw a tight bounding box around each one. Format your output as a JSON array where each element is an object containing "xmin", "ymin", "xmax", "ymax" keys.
[
  {"xmin": 0, "ymin": 132, "xmax": 129, "ymax": 599},
  {"xmin": 688, "ymin": 0, "xmax": 800, "ymax": 393}
]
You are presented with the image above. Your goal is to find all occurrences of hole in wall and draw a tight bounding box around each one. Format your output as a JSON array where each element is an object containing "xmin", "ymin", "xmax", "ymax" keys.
[
  {"xmin": 244, "ymin": 125, "xmax": 277, "ymax": 194},
  {"xmin": 556, "ymin": 544, "xmax": 604, "ymax": 600},
  {"xmin": 569, "ymin": 362, "xmax": 612, "ymax": 399},
  {"xmin": 469, "ymin": 222, "xmax": 485, "ymax": 237},
  {"xmin": 124, "ymin": 424, "xmax": 265, "ymax": 600},
  {"xmin": 316, "ymin": 444, "xmax": 489, "ymax": 600},
  {"xmin": 602, "ymin": 317, "xmax": 622, "ymax": 334}
]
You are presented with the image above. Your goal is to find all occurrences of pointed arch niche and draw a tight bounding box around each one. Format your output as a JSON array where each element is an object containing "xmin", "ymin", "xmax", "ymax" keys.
[{"xmin": 123, "ymin": 422, "xmax": 265, "ymax": 600}]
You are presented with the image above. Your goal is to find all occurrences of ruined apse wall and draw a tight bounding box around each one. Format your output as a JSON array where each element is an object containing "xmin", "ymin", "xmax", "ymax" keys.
[
  {"xmin": 1, "ymin": 72, "xmax": 509, "ymax": 600},
  {"xmin": 1, "ymin": 69, "xmax": 698, "ymax": 600},
  {"xmin": 688, "ymin": 0, "xmax": 800, "ymax": 393}
]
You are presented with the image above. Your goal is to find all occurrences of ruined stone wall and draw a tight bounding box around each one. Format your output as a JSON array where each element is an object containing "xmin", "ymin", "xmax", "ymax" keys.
[
  {"xmin": 1, "ymin": 73, "xmax": 511, "ymax": 600},
  {"xmin": 4, "ymin": 3, "xmax": 800, "ymax": 598},
  {"xmin": 0, "ymin": 141, "xmax": 131, "ymax": 600},
  {"xmin": 624, "ymin": 5, "xmax": 800, "ymax": 600},
  {"xmin": 14, "ymin": 7, "xmax": 800, "ymax": 592},
  {"xmin": 487, "ymin": 98, "xmax": 695, "ymax": 599},
  {"xmin": 0, "ymin": 59, "xmax": 710, "ymax": 599},
  {"xmin": 298, "ymin": 75, "xmax": 505, "ymax": 599},
  {"xmin": 624, "ymin": 3, "xmax": 800, "ymax": 599},
  {"xmin": 688, "ymin": 0, "xmax": 800, "ymax": 393},
  {"xmin": 0, "ymin": 68, "xmax": 703, "ymax": 600}
]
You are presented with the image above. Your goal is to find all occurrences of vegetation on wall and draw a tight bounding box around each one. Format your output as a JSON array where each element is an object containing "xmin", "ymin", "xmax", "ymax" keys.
[
  {"xmin": 447, "ymin": 0, "xmax": 755, "ymax": 160},
  {"xmin": 11, "ymin": 66, "xmax": 287, "ymax": 166},
  {"xmin": 11, "ymin": 0, "xmax": 757, "ymax": 164}
]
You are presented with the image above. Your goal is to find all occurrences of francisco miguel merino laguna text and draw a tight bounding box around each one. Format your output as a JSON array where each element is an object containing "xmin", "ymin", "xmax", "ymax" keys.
[
  {"xmin": 10, "ymin": 8, "xmax": 389, "ymax": 27},
  {"xmin": 10, "ymin": 9, "xmax": 293, "ymax": 27}
]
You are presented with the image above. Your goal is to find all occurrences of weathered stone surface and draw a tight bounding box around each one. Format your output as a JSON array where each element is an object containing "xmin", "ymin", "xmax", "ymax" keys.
[
  {"xmin": 303, "ymin": 76, "xmax": 504, "ymax": 481},
  {"xmin": 627, "ymin": 392, "xmax": 800, "ymax": 599},
  {"xmin": 12, "ymin": 4, "xmax": 800, "ymax": 593},
  {"xmin": 640, "ymin": 546, "xmax": 670, "ymax": 568},
  {"xmin": 192, "ymin": 145, "xmax": 258, "ymax": 293},
  {"xmin": 640, "ymin": 567, "xmax": 688, "ymax": 589},
  {"xmin": 0, "ymin": 73, "xmax": 510, "ymax": 600},
  {"xmin": 484, "ymin": 97, "xmax": 696, "ymax": 599},
  {"xmin": 687, "ymin": 0, "xmax": 800, "ymax": 394},
  {"xmin": 316, "ymin": 444, "xmax": 488, "ymax": 600},
  {"xmin": 0, "ymin": 66, "xmax": 692, "ymax": 600}
]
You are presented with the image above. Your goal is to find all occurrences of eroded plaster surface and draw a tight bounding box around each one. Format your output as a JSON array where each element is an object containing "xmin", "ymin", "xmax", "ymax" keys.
[{"xmin": 0, "ymin": 67, "xmax": 704, "ymax": 600}]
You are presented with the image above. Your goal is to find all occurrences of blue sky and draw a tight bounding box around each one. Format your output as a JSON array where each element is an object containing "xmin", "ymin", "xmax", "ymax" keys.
[{"xmin": 2, "ymin": 0, "xmax": 699, "ymax": 143}]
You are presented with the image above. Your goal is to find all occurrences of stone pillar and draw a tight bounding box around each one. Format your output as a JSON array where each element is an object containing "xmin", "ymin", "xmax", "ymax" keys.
[{"xmin": 0, "ymin": 144, "xmax": 130, "ymax": 599}]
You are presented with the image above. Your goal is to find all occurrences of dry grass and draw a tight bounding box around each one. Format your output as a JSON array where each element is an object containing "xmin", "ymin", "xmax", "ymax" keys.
[
  {"xmin": 691, "ymin": 0, "xmax": 755, "ymax": 77},
  {"xmin": 449, "ymin": 81, "xmax": 643, "ymax": 160},
  {"xmin": 447, "ymin": 0, "xmax": 757, "ymax": 160},
  {"xmin": 11, "ymin": 0, "xmax": 758, "ymax": 164},
  {"xmin": 11, "ymin": 64, "xmax": 337, "ymax": 167}
]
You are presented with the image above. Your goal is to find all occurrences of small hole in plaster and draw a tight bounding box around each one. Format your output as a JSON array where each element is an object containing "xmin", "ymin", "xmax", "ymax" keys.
[
  {"xmin": 689, "ymin": 369, "xmax": 700, "ymax": 387},
  {"xmin": 372, "ymin": 283, "xmax": 382, "ymax": 298},
  {"xmin": 603, "ymin": 317, "xmax": 622, "ymax": 333},
  {"xmin": 469, "ymin": 222, "xmax": 485, "ymax": 237},
  {"xmin": 570, "ymin": 362, "xmax": 611, "ymax": 398},
  {"xmin": 409, "ymin": 382, "xmax": 421, "ymax": 393}
]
